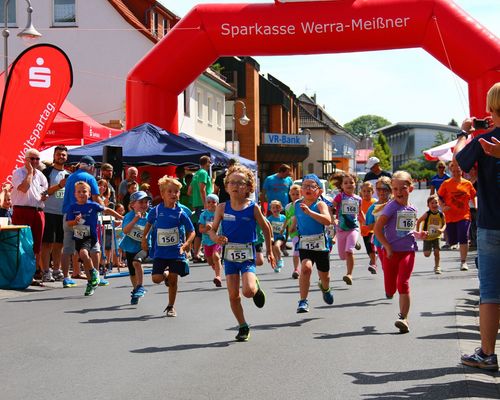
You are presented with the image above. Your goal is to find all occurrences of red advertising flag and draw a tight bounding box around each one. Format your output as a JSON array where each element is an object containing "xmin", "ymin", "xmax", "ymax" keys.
[{"xmin": 0, "ymin": 44, "xmax": 73, "ymax": 185}]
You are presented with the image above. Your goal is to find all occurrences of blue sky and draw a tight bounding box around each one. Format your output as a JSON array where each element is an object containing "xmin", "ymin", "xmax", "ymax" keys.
[{"xmin": 162, "ymin": 1, "xmax": 499, "ymax": 125}]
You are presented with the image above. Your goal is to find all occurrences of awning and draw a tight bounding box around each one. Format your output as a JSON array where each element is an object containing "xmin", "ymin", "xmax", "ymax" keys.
[{"xmin": 422, "ymin": 138, "xmax": 470, "ymax": 161}]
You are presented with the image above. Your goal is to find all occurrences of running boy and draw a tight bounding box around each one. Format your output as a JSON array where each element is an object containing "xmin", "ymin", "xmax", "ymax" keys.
[
  {"xmin": 331, "ymin": 172, "xmax": 365, "ymax": 286},
  {"xmin": 199, "ymin": 193, "xmax": 223, "ymax": 287},
  {"xmin": 417, "ymin": 194, "xmax": 446, "ymax": 274},
  {"xmin": 285, "ymin": 184, "xmax": 302, "ymax": 279},
  {"xmin": 267, "ymin": 200, "xmax": 287, "ymax": 273},
  {"xmin": 374, "ymin": 171, "xmax": 421, "ymax": 333},
  {"xmin": 66, "ymin": 181, "xmax": 123, "ymax": 296},
  {"xmin": 293, "ymin": 174, "xmax": 332, "ymax": 313},
  {"xmin": 120, "ymin": 190, "xmax": 152, "ymax": 304},
  {"xmin": 141, "ymin": 176, "xmax": 195, "ymax": 317},
  {"xmin": 209, "ymin": 165, "xmax": 275, "ymax": 342}
]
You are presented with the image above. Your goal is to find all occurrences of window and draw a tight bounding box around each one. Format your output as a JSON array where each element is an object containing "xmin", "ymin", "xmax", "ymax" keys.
[
  {"xmin": 260, "ymin": 105, "xmax": 269, "ymax": 134},
  {"xmin": 53, "ymin": 0, "xmax": 76, "ymax": 26},
  {"xmin": 216, "ymin": 101, "xmax": 222, "ymax": 128},
  {"xmin": 196, "ymin": 91, "xmax": 203, "ymax": 121},
  {"xmin": 207, "ymin": 97, "xmax": 213, "ymax": 125},
  {"xmin": 163, "ymin": 18, "xmax": 170, "ymax": 36},
  {"xmin": 152, "ymin": 12, "xmax": 158, "ymax": 37},
  {"xmin": 0, "ymin": 1, "xmax": 16, "ymax": 26},
  {"xmin": 183, "ymin": 90, "xmax": 190, "ymax": 117}
]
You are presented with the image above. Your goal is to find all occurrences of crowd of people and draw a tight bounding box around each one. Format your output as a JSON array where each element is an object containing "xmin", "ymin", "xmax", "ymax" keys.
[{"xmin": 0, "ymin": 83, "xmax": 498, "ymax": 369}]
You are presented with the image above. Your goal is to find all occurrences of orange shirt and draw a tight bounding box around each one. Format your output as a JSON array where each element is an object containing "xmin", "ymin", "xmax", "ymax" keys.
[
  {"xmin": 361, "ymin": 197, "xmax": 376, "ymax": 236},
  {"xmin": 437, "ymin": 178, "xmax": 476, "ymax": 223}
]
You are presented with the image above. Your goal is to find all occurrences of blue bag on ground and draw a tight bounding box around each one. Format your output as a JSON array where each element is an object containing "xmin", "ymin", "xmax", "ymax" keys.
[{"xmin": 0, "ymin": 227, "xmax": 35, "ymax": 289}]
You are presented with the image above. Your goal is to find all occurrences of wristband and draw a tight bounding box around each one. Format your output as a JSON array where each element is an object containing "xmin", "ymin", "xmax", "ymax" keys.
[{"xmin": 456, "ymin": 130, "xmax": 469, "ymax": 139}]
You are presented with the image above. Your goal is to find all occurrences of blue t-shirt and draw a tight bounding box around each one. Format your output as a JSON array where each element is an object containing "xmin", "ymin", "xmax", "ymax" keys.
[
  {"xmin": 295, "ymin": 199, "xmax": 327, "ymax": 252},
  {"xmin": 267, "ymin": 214, "xmax": 286, "ymax": 241},
  {"xmin": 221, "ymin": 201, "xmax": 257, "ymax": 244},
  {"xmin": 456, "ymin": 127, "xmax": 500, "ymax": 230},
  {"xmin": 147, "ymin": 203, "xmax": 194, "ymax": 260},
  {"xmin": 334, "ymin": 192, "xmax": 362, "ymax": 231},
  {"xmin": 430, "ymin": 173, "xmax": 450, "ymax": 193},
  {"xmin": 66, "ymin": 201, "xmax": 105, "ymax": 241},
  {"xmin": 62, "ymin": 169, "xmax": 100, "ymax": 214},
  {"xmin": 119, "ymin": 210, "xmax": 149, "ymax": 254},
  {"xmin": 199, "ymin": 209, "xmax": 216, "ymax": 246},
  {"xmin": 366, "ymin": 201, "xmax": 388, "ymax": 248},
  {"xmin": 263, "ymin": 174, "xmax": 293, "ymax": 208}
]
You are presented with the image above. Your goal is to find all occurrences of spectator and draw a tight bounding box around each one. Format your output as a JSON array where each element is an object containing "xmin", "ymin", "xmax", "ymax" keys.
[
  {"xmin": 11, "ymin": 148, "xmax": 48, "ymax": 280},
  {"xmin": 99, "ymin": 163, "xmax": 116, "ymax": 205},
  {"xmin": 261, "ymin": 163, "xmax": 293, "ymax": 215},
  {"xmin": 175, "ymin": 166, "xmax": 190, "ymax": 207},
  {"xmin": 123, "ymin": 181, "xmax": 139, "ymax": 212},
  {"xmin": 40, "ymin": 145, "xmax": 70, "ymax": 282},
  {"xmin": 117, "ymin": 167, "xmax": 138, "ymax": 202},
  {"xmin": 437, "ymin": 160, "xmax": 476, "ymax": 271},
  {"xmin": 214, "ymin": 158, "xmax": 239, "ymax": 203},
  {"xmin": 429, "ymin": 161, "xmax": 450, "ymax": 195},
  {"xmin": 0, "ymin": 184, "xmax": 13, "ymax": 223},
  {"xmin": 457, "ymin": 82, "xmax": 500, "ymax": 371},
  {"xmin": 188, "ymin": 155, "xmax": 213, "ymax": 262},
  {"xmin": 98, "ymin": 179, "xmax": 112, "ymax": 207},
  {"xmin": 363, "ymin": 157, "xmax": 392, "ymax": 189}
]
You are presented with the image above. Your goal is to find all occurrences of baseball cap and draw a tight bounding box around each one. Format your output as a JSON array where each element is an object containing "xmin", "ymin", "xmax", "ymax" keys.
[
  {"xmin": 79, "ymin": 155, "xmax": 96, "ymax": 166},
  {"xmin": 207, "ymin": 193, "xmax": 219, "ymax": 203},
  {"xmin": 130, "ymin": 191, "xmax": 152, "ymax": 203},
  {"xmin": 302, "ymin": 174, "xmax": 322, "ymax": 187},
  {"xmin": 365, "ymin": 157, "xmax": 380, "ymax": 170}
]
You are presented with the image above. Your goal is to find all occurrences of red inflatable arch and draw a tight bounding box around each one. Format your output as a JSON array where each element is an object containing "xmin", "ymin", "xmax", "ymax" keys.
[{"xmin": 126, "ymin": 0, "xmax": 499, "ymax": 132}]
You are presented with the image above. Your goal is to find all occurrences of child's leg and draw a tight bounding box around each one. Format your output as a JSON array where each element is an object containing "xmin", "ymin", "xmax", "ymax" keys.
[
  {"xmin": 152, "ymin": 273, "xmax": 165, "ymax": 284},
  {"xmin": 241, "ymin": 271, "xmax": 258, "ymax": 298},
  {"xmin": 213, "ymin": 252, "xmax": 222, "ymax": 278},
  {"xmin": 255, "ymin": 251, "xmax": 264, "ymax": 266},
  {"xmin": 396, "ymin": 251, "xmax": 415, "ymax": 317},
  {"xmin": 226, "ymin": 273, "xmax": 245, "ymax": 325},
  {"xmin": 344, "ymin": 230, "xmax": 358, "ymax": 276},
  {"xmin": 434, "ymin": 248, "xmax": 440, "ymax": 267},
  {"xmin": 381, "ymin": 249, "xmax": 398, "ymax": 298},
  {"xmin": 423, "ymin": 250, "xmax": 431, "ymax": 257},
  {"xmin": 206, "ymin": 254, "xmax": 215, "ymax": 270},
  {"xmin": 79, "ymin": 249, "xmax": 93, "ymax": 277},
  {"xmin": 299, "ymin": 258, "xmax": 313, "ymax": 300},
  {"xmin": 318, "ymin": 269, "xmax": 330, "ymax": 292},
  {"xmin": 346, "ymin": 252, "xmax": 354, "ymax": 276},
  {"xmin": 167, "ymin": 273, "xmax": 178, "ymax": 306},
  {"xmin": 272, "ymin": 240, "xmax": 282, "ymax": 262},
  {"xmin": 133, "ymin": 260, "xmax": 144, "ymax": 287}
]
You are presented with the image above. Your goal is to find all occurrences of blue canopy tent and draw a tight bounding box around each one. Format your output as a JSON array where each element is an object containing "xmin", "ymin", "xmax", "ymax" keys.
[{"xmin": 66, "ymin": 123, "xmax": 209, "ymax": 166}]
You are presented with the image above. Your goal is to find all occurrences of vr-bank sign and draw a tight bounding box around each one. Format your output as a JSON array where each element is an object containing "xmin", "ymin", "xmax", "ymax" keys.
[{"xmin": 264, "ymin": 133, "xmax": 308, "ymax": 146}]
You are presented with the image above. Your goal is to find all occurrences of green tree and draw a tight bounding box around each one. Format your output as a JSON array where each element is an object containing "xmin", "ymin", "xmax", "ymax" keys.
[
  {"xmin": 344, "ymin": 115, "xmax": 391, "ymax": 137},
  {"xmin": 433, "ymin": 131, "xmax": 451, "ymax": 146},
  {"xmin": 448, "ymin": 119, "xmax": 458, "ymax": 127},
  {"xmin": 399, "ymin": 156, "xmax": 435, "ymax": 181},
  {"xmin": 370, "ymin": 132, "xmax": 392, "ymax": 171}
]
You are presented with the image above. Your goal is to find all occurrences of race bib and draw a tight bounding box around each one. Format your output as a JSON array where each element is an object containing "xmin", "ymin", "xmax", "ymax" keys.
[
  {"xmin": 271, "ymin": 221, "xmax": 283, "ymax": 234},
  {"xmin": 224, "ymin": 242, "xmax": 254, "ymax": 263},
  {"xmin": 127, "ymin": 224, "xmax": 144, "ymax": 241},
  {"xmin": 341, "ymin": 199, "xmax": 359, "ymax": 215},
  {"xmin": 326, "ymin": 224, "xmax": 335, "ymax": 237},
  {"xmin": 73, "ymin": 224, "xmax": 90, "ymax": 239},
  {"xmin": 396, "ymin": 211, "xmax": 417, "ymax": 232},
  {"xmin": 299, "ymin": 233, "xmax": 327, "ymax": 251},
  {"xmin": 157, "ymin": 227, "xmax": 179, "ymax": 246},
  {"xmin": 55, "ymin": 188, "xmax": 65, "ymax": 199}
]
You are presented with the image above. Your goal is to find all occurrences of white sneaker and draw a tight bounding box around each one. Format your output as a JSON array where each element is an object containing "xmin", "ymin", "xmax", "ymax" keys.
[
  {"xmin": 42, "ymin": 271, "xmax": 55, "ymax": 282},
  {"xmin": 52, "ymin": 269, "xmax": 64, "ymax": 281},
  {"xmin": 460, "ymin": 261, "xmax": 469, "ymax": 271},
  {"xmin": 434, "ymin": 266, "xmax": 442, "ymax": 274}
]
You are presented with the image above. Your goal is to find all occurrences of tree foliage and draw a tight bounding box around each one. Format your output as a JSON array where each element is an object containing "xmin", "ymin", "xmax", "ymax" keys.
[
  {"xmin": 433, "ymin": 131, "xmax": 453, "ymax": 147},
  {"xmin": 344, "ymin": 115, "xmax": 391, "ymax": 137},
  {"xmin": 370, "ymin": 132, "xmax": 392, "ymax": 171},
  {"xmin": 399, "ymin": 156, "xmax": 435, "ymax": 180}
]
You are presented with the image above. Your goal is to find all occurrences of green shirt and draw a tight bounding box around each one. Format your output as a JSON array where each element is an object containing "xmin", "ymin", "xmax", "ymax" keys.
[{"xmin": 191, "ymin": 168, "xmax": 212, "ymax": 208}]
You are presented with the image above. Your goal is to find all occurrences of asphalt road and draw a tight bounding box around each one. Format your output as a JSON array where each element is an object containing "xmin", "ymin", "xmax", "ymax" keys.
[{"xmin": 1, "ymin": 190, "xmax": 499, "ymax": 400}]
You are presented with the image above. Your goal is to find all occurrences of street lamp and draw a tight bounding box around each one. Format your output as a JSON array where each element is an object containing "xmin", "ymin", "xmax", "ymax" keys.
[
  {"xmin": 231, "ymin": 99, "xmax": 250, "ymax": 154},
  {"xmin": 3, "ymin": 0, "xmax": 41, "ymax": 87}
]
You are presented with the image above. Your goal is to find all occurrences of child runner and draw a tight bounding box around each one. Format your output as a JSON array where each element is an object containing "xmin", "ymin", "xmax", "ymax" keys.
[
  {"xmin": 209, "ymin": 165, "xmax": 275, "ymax": 342},
  {"xmin": 293, "ymin": 174, "xmax": 333, "ymax": 313},
  {"xmin": 416, "ymin": 194, "xmax": 446, "ymax": 274},
  {"xmin": 141, "ymin": 176, "xmax": 195, "ymax": 317},
  {"xmin": 199, "ymin": 193, "xmax": 223, "ymax": 287},
  {"xmin": 331, "ymin": 172, "xmax": 365, "ymax": 285},
  {"xmin": 120, "ymin": 191, "xmax": 152, "ymax": 304},
  {"xmin": 285, "ymin": 184, "xmax": 302, "ymax": 279},
  {"xmin": 374, "ymin": 171, "xmax": 421, "ymax": 333},
  {"xmin": 365, "ymin": 177, "xmax": 392, "ymax": 265},
  {"xmin": 66, "ymin": 181, "xmax": 123, "ymax": 296},
  {"xmin": 267, "ymin": 200, "xmax": 287, "ymax": 273},
  {"xmin": 360, "ymin": 182, "xmax": 377, "ymax": 273}
]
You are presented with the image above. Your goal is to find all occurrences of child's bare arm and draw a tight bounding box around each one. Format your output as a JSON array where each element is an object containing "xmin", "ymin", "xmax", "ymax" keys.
[
  {"xmin": 416, "ymin": 214, "xmax": 427, "ymax": 232},
  {"xmin": 141, "ymin": 222, "xmax": 152, "ymax": 251},
  {"xmin": 104, "ymin": 207, "xmax": 123, "ymax": 220},
  {"xmin": 209, "ymin": 204, "xmax": 226, "ymax": 245},
  {"xmin": 255, "ymin": 205, "xmax": 276, "ymax": 268}
]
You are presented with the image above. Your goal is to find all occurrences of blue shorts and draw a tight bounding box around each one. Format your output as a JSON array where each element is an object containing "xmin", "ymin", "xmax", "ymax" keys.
[
  {"xmin": 477, "ymin": 228, "xmax": 500, "ymax": 304},
  {"xmin": 224, "ymin": 260, "xmax": 256, "ymax": 276},
  {"xmin": 152, "ymin": 258, "xmax": 190, "ymax": 277}
]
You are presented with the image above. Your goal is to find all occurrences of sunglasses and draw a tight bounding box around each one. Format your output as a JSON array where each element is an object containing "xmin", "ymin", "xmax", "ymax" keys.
[{"xmin": 29, "ymin": 157, "xmax": 40, "ymax": 161}]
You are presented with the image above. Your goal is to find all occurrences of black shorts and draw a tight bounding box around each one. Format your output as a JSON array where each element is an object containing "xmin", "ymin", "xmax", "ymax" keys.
[
  {"xmin": 362, "ymin": 234, "xmax": 375, "ymax": 255},
  {"xmin": 423, "ymin": 238, "xmax": 440, "ymax": 252},
  {"xmin": 125, "ymin": 250, "xmax": 148, "ymax": 276},
  {"xmin": 255, "ymin": 243, "xmax": 263, "ymax": 253},
  {"xmin": 152, "ymin": 258, "xmax": 190, "ymax": 277},
  {"xmin": 42, "ymin": 213, "xmax": 64, "ymax": 244},
  {"xmin": 75, "ymin": 237, "xmax": 97, "ymax": 253},
  {"xmin": 298, "ymin": 249, "xmax": 330, "ymax": 272}
]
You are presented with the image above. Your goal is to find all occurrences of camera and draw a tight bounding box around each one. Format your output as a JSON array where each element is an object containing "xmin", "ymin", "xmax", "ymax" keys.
[{"xmin": 473, "ymin": 119, "xmax": 490, "ymax": 130}]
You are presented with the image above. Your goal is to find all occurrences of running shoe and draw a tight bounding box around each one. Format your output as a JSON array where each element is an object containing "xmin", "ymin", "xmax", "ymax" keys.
[
  {"xmin": 297, "ymin": 299, "xmax": 309, "ymax": 313},
  {"xmin": 252, "ymin": 278, "xmax": 266, "ymax": 308},
  {"xmin": 164, "ymin": 305, "xmax": 177, "ymax": 317},
  {"xmin": 235, "ymin": 325, "xmax": 250, "ymax": 342},
  {"xmin": 434, "ymin": 265, "xmax": 442, "ymax": 274},
  {"xmin": 461, "ymin": 348, "xmax": 499, "ymax": 371},
  {"xmin": 84, "ymin": 282, "xmax": 95, "ymax": 296},
  {"xmin": 213, "ymin": 277, "xmax": 222, "ymax": 287},
  {"xmin": 63, "ymin": 277, "xmax": 76, "ymax": 288},
  {"xmin": 275, "ymin": 259, "xmax": 283, "ymax": 273},
  {"xmin": 343, "ymin": 274, "xmax": 353, "ymax": 285},
  {"xmin": 386, "ymin": 294, "xmax": 394, "ymax": 300},
  {"xmin": 98, "ymin": 278, "xmax": 110, "ymax": 286},
  {"xmin": 90, "ymin": 269, "xmax": 100, "ymax": 287},
  {"xmin": 318, "ymin": 282, "xmax": 334, "ymax": 305},
  {"xmin": 135, "ymin": 285, "xmax": 146, "ymax": 297},
  {"xmin": 292, "ymin": 270, "xmax": 299, "ymax": 279},
  {"xmin": 130, "ymin": 292, "xmax": 139, "ymax": 305},
  {"xmin": 395, "ymin": 313, "xmax": 409, "ymax": 333},
  {"xmin": 42, "ymin": 271, "xmax": 55, "ymax": 282},
  {"xmin": 354, "ymin": 242, "xmax": 362, "ymax": 250},
  {"xmin": 368, "ymin": 265, "xmax": 377, "ymax": 274},
  {"xmin": 52, "ymin": 269, "xmax": 64, "ymax": 281},
  {"xmin": 460, "ymin": 261, "xmax": 469, "ymax": 271}
]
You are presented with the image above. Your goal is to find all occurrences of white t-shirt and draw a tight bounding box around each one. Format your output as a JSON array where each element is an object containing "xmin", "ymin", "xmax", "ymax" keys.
[{"xmin": 11, "ymin": 167, "xmax": 48, "ymax": 208}]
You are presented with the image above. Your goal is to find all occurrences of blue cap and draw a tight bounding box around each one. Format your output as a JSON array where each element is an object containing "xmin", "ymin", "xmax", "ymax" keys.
[
  {"xmin": 302, "ymin": 174, "xmax": 322, "ymax": 187},
  {"xmin": 79, "ymin": 155, "xmax": 96, "ymax": 166},
  {"xmin": 206, "ymin": 193, "xmax": 219, "ymax": 203},
  {"xmin": 130, "ymin": 191, "xmax": 152, "ymax": 203}
]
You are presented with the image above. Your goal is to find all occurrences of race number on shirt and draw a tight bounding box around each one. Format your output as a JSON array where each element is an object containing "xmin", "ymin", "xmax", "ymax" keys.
[
  {"xmin": 127, "ymin": 224, "xmax": 144, "ymax": 241},
  {"xmin": 157, "ymin": 227, "xmax": 179, "ymax": 246},
  {"xmin": 341, "ymin": 199, "xmax": 359, "ymax": 215},
  {"xmin": 73, "ymin": 225, "xmax": 90, "ymax": 239},
  {"xmin": 299, "ymin": 233, "xmax": 327, "ymax": 251},
  {"xmin": 55, "ymin": 188, "xmax": 65, "ymax": 199},
  {"xmin": 224, "ymin": 243, "xmax": 254, "ymax": 263},
  {"xmin": 396, "ymin": 211, "xmax": 417, "ymax": 232},
  {"xmin": 271, "ymin": 221, "xmax": 283, "ymax": 234}
]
